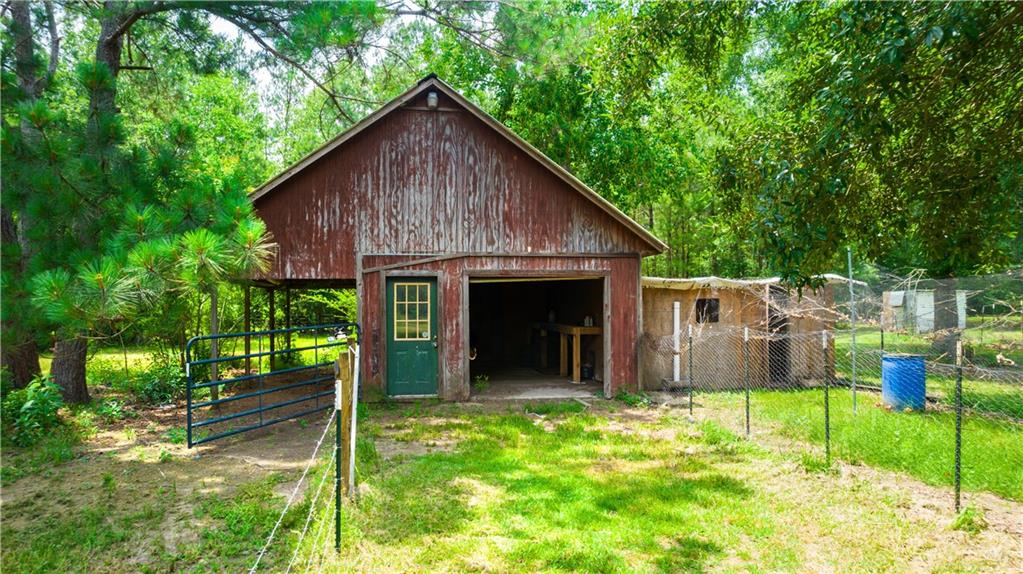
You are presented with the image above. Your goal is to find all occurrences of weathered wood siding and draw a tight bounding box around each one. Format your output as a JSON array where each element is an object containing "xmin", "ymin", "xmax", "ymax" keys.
[
  {"xmin": 360, "ymin": 254, "xmax": 641, "ymax": 400},
  {"xmin": 254, "ymin": 90, "xmax": 650, "ymax": 281},
  {"xmin": 253, "ymin": 89, "xmax": 651, "ymax": 399}
]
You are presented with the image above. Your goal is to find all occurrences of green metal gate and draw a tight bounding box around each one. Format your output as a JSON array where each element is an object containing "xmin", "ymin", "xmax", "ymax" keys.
[{"xmin": 185, "ymin": 322, "xmax": 359, "ymax": 447}]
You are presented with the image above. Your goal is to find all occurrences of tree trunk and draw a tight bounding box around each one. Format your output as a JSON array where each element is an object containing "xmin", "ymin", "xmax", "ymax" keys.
[
  {"xmin": 2, "ymin": 3, "xmax": 46, "ymax": 389},
  {"xmin": 51, "ymin": 337, "xmax": 89, "ymax": 403},
  {"xmin": 1, "ymin": 210, "xmax": 41, "ymax": 389},
  {"xmin": 2, "ymin": 340, "xmax": 42, "ymax": 389},
  {"xmin": 91, "ymin": 5, "xmax": 126, "ymax": 121}
]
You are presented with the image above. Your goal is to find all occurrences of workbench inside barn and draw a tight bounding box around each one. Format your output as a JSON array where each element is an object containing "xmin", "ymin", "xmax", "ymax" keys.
[{"xmin": 534, "ymin": 322, "xmax": 603, "ymax": 383}]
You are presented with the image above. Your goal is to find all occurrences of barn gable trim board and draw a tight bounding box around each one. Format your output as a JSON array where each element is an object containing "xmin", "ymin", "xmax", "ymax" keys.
[
  {"xmin": 250, "ymin": 73, "xmax": 666, "ymax": 254},
  {"xmin": 250, "ymin": 75, "xmax": 668, "ymax": 401}
]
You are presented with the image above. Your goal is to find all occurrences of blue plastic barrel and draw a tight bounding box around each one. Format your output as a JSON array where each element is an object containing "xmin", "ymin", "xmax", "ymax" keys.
[{"xmin": 881, "ymin": 354, "xmax": 926, "ymax": 411}]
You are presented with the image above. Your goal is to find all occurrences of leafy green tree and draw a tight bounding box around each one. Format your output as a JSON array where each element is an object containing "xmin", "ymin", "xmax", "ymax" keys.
[
  {"xmin": 2, "ymin": 0, "xmax": 479, "ymax": 399},
  {"xmin": 721, "ymin": 1, "xmax": 1023, "ymax": 289}
]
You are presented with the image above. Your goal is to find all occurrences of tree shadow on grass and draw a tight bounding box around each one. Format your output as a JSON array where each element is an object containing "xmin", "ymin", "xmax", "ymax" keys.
[{"xmin": 360, "ymin": 412, "xmax": 753, "ymax": 572}]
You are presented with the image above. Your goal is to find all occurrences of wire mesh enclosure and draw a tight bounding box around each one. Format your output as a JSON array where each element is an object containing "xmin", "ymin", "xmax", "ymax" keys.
[{"xmin": 642, "ymin": 270, "xmax": 1023, "ymax": 509}]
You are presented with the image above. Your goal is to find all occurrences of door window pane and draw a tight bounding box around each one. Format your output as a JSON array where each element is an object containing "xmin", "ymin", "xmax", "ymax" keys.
[{"xmin": 394, "ymin": 282, "xmax": 431, "ymax": 341}]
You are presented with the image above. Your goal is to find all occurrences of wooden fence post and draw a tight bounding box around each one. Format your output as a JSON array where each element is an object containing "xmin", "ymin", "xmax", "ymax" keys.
[{"xmin": 337, "ymin": 350, "xmax": 354, "ymax": 496}]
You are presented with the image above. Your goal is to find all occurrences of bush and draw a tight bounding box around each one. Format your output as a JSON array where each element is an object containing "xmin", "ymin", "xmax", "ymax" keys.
[
  {"xmin": 94, "ymin": 398, "xmax": 130, "ymax": 423},
  {"xmin": 2, "ymin": 376, "xmax": 64, "ymax": 447},
  {"xmin": 133, "ymin": 362, "xmax": 186, "ymax": 405},
  {"xmin": 615, "ymin": 390, "xmax": 650, "ymax": 407}
]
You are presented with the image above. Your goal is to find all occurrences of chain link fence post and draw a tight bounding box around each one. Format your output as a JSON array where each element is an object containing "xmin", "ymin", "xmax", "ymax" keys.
[
  {"xmin": 744, "ymin": 327, "xmax": 750, "ymax": 438},
  {"xmin": 954, "ymin": 333, "xmax": 963, "ymax": 514},
  {"xmin": 823, "ymin": 330, "xmax": 831, "ymax": 465},
  {"xmin": 688, "ymin": 324, "xmax": 694, "ymax": 417},
  {"xmin": 847, "ymin": 247, "xmax": 858, "ymax": 414}
]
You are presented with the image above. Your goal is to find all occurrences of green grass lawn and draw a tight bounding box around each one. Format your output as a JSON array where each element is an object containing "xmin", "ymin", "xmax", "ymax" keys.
[
  {"xmin": 3, "ymin": 401, "xmax": 1020, "ymax": 573},
  {"xmin": 700, "ymin": 388, "xmax": 1023, "ymax": 501},
  {"xmin": 833, "ymin": 325, "xmax": 1023, "ymax": 420},
  {"xmin": 834, "ymin": 319, "xmax": 1022, "ymax": 368}
]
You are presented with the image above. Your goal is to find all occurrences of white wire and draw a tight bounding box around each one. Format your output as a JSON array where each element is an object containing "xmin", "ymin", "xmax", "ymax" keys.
[
  {"xmin": 249, "ymin": 409, "xmax": 336, "ymax": 574},
  {"xmin": 303, "ymin": 495, "xmax": 334, "ymax": 574},
  {"xmin": 284, "ymin": 445, "xmax": 336, "ymax": 574}
]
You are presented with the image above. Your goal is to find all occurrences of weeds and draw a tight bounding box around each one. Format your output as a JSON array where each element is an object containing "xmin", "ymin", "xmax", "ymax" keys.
[
  {"xmin": 94, "ymin": 398, "xmax": 131, "ymax": 423},
  {"xmin": 524, "ymin": 401, "xmax": 586, "ymax": 416},
  {"xmin": 2, "ymin": 376, "xmax": 64, "ymax": 447},
  {"xmin": 102, "ymin": 473, "xmax": 117, "ymax": 494},
  {"xmin": 615, "ymin": 390, "xmax": 651, "ymax": 407},
  {"xmin": 799, "ymin": 453, "xmax": 836, "ymax": 474},
  {"xmin": 951, "ymin": 506, "xmax": 988, "ymax": 534},
  {"xmin": 162, "ymin": 427, "xmax": 186, "ymax": 445}
]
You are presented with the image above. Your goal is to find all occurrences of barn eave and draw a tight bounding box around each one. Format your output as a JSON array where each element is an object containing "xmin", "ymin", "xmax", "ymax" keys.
[{"xmin": 250, "ymin": 74, "xmax": 667, "ymax": 255}]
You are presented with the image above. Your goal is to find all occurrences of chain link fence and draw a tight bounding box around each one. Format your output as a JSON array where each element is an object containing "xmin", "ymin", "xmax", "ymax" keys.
[{"xmin": 641, "ymin": 270, "xmax": 1023, "ymax": 509}]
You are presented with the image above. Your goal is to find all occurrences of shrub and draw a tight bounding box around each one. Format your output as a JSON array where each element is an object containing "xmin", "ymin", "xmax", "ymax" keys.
[
  {"xmin": 133, "ymin": 362, "xmax": 185, "ymax": 405},
  {"xmin": 615, "ymin": 390, "xmax": 650, "ymax": 407},
  {"xmin": 2, "ymin": 376, "xmax": 64, "ymax": 447},
  {"xmin": 94, "ymin": 398, "xmax": 129, "ymax": 423}
]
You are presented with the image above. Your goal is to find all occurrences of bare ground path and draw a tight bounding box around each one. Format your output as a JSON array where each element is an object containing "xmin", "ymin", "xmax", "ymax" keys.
[{"xmin": 2, "ymin": 399, "xmax": 1021, "ymax": 572}]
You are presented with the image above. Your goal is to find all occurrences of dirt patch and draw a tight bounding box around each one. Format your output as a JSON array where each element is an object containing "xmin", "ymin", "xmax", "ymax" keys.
[
  {"xmin": 374, "ymin": 437, "xmax": 455, "ymax": 460},
  {"xmin": 1, "ymin": 407, "xmax": 338, "ymax": 570}
]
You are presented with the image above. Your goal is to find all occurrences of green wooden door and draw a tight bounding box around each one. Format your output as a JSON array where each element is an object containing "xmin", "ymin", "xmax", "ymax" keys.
[{"xmin": 386, "ymin": 278, "xmax": 438, "ymax": 396}]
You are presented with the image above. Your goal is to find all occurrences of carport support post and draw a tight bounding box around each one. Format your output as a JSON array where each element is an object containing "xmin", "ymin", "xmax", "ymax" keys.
[
  {"xmin": 243, "ymin": 285, "xmax": 251, "ymax": 375},
  {"xmin": 687, "ymin": 324, "xmax": 694, "ymax": 416},
  {"xmin": 822, "ymin": 331, "xmax": 831, "ymax": 465},
  {"xmin": 268, "ymin": 288, "xmax": 276, "ymax": 371},
  {"xmin": 334, "ymin": 361, "xmax": 342, "ymax": 552},
  {"xmin": 285, "ymin": 287, "xmax": 292, "ymax": 352},
  {"xmin": 744, "ymin": 327, "xmax": 750, "ymax": 438},
  {"xmin": 954, "ymin": 335, "xmax": 963, "ymax": 513}
]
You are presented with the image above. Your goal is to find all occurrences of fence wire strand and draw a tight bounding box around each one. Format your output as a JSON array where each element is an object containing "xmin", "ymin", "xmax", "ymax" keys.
[
  {"xmin": 249, "ymin": 408, "xmax": 337, "ymax": 573},
  {"xmin": 641, "ymin": 270, "xmax": 1023, "ymax": 508}
]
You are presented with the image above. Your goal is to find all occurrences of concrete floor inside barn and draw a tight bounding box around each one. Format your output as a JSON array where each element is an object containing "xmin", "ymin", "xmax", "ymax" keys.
[{"xmin": 470, "ymin": 367, "xmax": 603, "ymax": 400}]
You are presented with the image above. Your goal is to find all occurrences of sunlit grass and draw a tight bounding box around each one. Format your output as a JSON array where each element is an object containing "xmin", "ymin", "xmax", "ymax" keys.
[{"xmin": 701, "ymin": 389, "xmax": 1023, "ymax": 500}]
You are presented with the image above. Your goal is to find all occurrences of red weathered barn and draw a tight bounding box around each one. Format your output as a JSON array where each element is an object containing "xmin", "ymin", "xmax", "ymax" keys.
[{"xmin": 251, "ymin": 75, "xmax": 665, "ymax": 400}]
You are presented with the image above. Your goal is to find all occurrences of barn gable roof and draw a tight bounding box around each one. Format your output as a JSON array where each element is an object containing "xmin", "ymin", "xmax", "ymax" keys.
[{"xmin": 251, "ymin": 74, "xmax": 667, "ymax": 253}]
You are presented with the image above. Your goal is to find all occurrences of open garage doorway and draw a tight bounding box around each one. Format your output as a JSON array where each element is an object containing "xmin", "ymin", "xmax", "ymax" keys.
[{"xmin": 468, "ymin": 276, "xmax": 606, "ymax": 400}]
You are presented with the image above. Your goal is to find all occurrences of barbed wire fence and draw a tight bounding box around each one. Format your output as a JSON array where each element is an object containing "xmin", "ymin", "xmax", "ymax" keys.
[{"xmin": 642, "ymin": 269, "xmax": 1023, "ymax": 510}]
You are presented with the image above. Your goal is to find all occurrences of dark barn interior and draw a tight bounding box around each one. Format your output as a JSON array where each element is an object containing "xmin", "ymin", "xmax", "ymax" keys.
[{"xmin": 468, "ymin": 277, "xmax": 604, "ymax": 398}]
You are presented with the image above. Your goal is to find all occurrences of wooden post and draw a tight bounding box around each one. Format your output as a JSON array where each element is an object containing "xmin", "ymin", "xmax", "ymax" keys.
[
  {"xmin": 572, "ymin": 333, "xmax": 581, "ymax": 382},
  {"xmin": 285, "ymin": 286, "xmax": 292, "ymax": 351},
  {"xmin": 210, "ymin": 285, "xmax": 220, "ymax": 402},
  {"xmin": 243, "ymin": 285, "xmax": 251, "ymax": 375},
  {"xmin": 268, "ymin": 287, "xmax": 276, "ymax": 371},
  {"xmin": 337, "ymin": 351, "xmax": 354, "ymax": 495}
]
